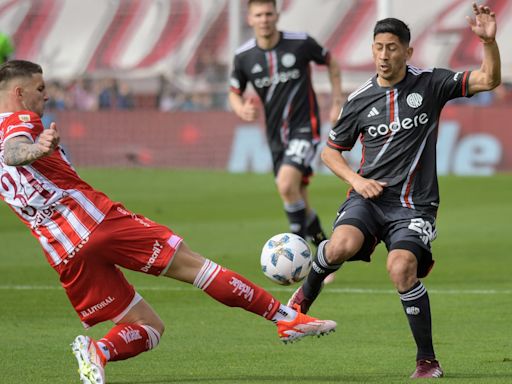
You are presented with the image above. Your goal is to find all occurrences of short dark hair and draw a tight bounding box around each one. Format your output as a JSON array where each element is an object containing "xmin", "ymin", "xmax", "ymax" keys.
[
  {"xmin": 373, "ymin": 18, "xmax": 411, "ymax": 45},
  {"xmin": 248, "ymin": 0, "xmax": 276, "ymax": 7},
  {"xmin": 0, "ymin": 60, "xmax": 42, "ymax": 89}
]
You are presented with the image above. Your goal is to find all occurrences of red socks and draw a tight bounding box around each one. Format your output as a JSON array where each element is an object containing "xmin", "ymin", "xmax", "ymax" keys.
[
  {"xmin": 98, "ymin": 324, "xmax": 160, "ymax": 362},
  {"xmin": 193, "ymin": 259, "xmax": 280, "ymax": 320}
]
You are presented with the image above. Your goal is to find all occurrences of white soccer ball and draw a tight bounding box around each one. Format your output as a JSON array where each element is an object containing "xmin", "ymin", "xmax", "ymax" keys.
[{"xmin": 260, "ymin": 233, "xmax": 312, "ymax": 285}]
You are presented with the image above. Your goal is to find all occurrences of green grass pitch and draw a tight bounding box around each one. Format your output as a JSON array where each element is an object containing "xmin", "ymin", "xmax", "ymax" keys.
[{"xmin": 1, "ymin": 169, "xmax": 511, "ymax": 383}]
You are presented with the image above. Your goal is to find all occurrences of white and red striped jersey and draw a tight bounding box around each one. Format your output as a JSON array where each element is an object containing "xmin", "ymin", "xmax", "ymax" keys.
[{"xmin": 0, "ymin": 111, "xmax": 113, "ymax": 266}]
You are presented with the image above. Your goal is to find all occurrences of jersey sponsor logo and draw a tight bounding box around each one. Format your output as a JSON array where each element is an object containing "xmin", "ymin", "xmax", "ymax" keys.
[
  {"xmin": 281, "ymin": 53, "xmax": 296, "ymax": 68},
  {"xmin": 6, "ymin": 122, "xmax": 34, "ymax": 134},
  {"xmin": 251, "ymin": 63, "xmax": 263, "ymax": 74},
  {"xmin": 406, "ymin": 93, "xmax": 423, "ymax": 108},
  {"xmin": 80, "ymin": 295, "xmax": 115, "ymax": 318},
  {"xmin": 367, "ymin": 106, "xmax": 380, "ymax": 117},
  {"xmin": 367, "ymin": 112, "xmax": 429, "ymax": 138},
  {"xmin": 141, "ymin": 240, "xmax": 164, "ymax": 272},
  {"xmin": 254, "ymin": 69, "xmax": 300, "ymax": 88}
]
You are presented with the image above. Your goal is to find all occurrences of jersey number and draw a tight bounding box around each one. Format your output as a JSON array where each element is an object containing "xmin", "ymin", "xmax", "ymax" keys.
[{"xmin": 285, "ymin": 139, "xmax": 311, "ymax": 159}]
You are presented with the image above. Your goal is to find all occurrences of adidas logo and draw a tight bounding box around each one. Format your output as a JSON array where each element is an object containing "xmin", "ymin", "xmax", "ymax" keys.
[
  {"xmin": 251, "ymin": 63, "xmax": 263, "ymax": 74},
  {"xmin": 367, "ymin": 107, "xmax": 379, "ymax": 117}
]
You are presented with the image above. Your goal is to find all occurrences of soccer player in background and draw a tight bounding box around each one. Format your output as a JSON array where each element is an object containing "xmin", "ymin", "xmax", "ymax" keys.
[
  {"xmin": 0, "ymin": 60, "xmax": 336, "ymax": 384},
  {"xmin": 288, "ymin": 2, "xmax": 500, "ymax": 379},
  {"xmin": 229, "ymin": 0, "xmax": 343, "ymax": 274}
]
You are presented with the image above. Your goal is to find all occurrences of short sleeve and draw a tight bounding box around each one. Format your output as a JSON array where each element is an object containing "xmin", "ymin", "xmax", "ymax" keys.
[
  {"xmin": 430, "ymin": 68, "xmax": 472, "ymax": 104},
  {"xmin": 326, "ymin": 101, "xmax": 360, "ymax": 152},
  {"xmin": 229, "ymin": 54, "xmax": 248, "ymax": 95},
  {"xmin": 304, "ymin": 35, "xmax": 330, "ymax": 66},
  {"xmin": 1, "ymin": 111, "xmax": 44, "ymax": 143}
]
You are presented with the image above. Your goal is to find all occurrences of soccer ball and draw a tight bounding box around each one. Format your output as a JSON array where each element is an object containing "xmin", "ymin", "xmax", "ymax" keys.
[{"xmin": 260, "ymin": 233, "xmax": 312, "ymax": 285}]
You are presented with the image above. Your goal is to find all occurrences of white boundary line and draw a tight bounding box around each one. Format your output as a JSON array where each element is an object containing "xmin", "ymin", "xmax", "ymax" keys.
[{"xmin": 0, "ymin": 285, "xmax": 510, "ymax": 295}]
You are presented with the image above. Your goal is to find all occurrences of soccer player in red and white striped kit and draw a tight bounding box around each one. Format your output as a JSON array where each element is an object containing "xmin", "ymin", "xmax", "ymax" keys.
[{"xmin": 0, "ymin": 60, "xmax": 336, "ymax": 384}]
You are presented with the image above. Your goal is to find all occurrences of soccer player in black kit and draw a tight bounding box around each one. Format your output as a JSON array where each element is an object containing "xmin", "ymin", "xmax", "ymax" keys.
[
  {"xmin": 288, "ymin": 2, "xmax": 501, "ymax": 379},
  {"xmin": 229, "ymin": 0, "xmax": 343, "ymax": 270}
]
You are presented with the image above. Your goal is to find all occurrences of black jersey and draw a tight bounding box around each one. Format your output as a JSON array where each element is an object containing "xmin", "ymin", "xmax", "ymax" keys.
[
  {"xmin": 328, "ymin": 65, "xmax": 471, "ymax": 210},
  {"xmin": 230, "ymin": 31, "xmax": 330, "ymax": 152}
]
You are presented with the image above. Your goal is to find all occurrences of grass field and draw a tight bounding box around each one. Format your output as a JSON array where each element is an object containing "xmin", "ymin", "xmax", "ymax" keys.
[{"xmin": 1, "ymin": 169, "xmax": 511, "ymax": 384}]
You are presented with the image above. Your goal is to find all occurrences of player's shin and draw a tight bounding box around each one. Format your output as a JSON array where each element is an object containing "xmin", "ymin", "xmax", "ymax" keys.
[
  {"xmin": 399, "ymin": 281, "xmax": 435, "ymax": 361},
  {"xmin": 306, "ymin": 210, "xmax": 328, "ymax": 247},
  {"xmin": 284, "ymin": 200, "xmax": 307, "ymax": 238},
  {"xmin": 302, "ymin": 240, "xmax": 343, "ymax": 300},
  {"xmin": 98, "ymin": 324, "xmax": 161, "ymax": 362},
  {"xmin": 193, "ymin": 259, "xmax": 281, "ymax": 320}
]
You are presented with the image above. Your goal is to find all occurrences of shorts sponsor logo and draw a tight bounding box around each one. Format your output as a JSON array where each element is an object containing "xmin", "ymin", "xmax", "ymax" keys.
[
  {"xmin": 63, "ymin": 236, "xmax": 90, "ymax": 264},
  {"xmin": 141, "ymin": 240, "xmax": 163, "ymax": 272},
  {"xmin": 367, "ymin": 112, "xmax": 429, "ymax": 137},
  {"xmin": 229, "ymin": 277, "xmax": 254, "ymax": 302},
  {"xmin": 80, "ymin": 296, "xmax": 115, "ymax": 318},
  {"xmin": 254, "ymin": 69, "xmax": 300, "ymax": 88}
]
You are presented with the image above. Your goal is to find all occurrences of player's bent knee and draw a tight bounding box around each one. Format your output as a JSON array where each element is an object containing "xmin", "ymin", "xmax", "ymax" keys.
[
  {"xmin": 387, "ymin": 250, "xmax": 418, "ymax": 288},
  {"xmin": 164, "ymin": 242, "xmax": 206, "ymax": 283},
  {"xmin": 325, "ymin": 237, "xmax": 359, "ymax": 263}
]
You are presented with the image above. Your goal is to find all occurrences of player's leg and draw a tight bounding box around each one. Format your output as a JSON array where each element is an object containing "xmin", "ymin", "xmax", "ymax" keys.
[
  {"xmin": 71, "ymin": 297, "xmax": 165, "ymax": 384},
  {"xmin": 300, "ymin": 185, "xmax": 328, "ymax": 248},
  {"xmin": 276, "ymin": 163, "xmax": 308, "ymax": 238},
  {"xmin": 384, "ymin": 207, "xmax": 441, "ymax": 378},
  {"xmin": 163, "ymin": 241, "xmax": 336, "ymax": 342},
  {"xmin": 387, "ymin": 248, "xmax": 442, "ymax": 378},
  {"xmin": 288, "ymin": 196, "xmax": 380, "ymax": 313},
  {"xmin": 288, "ymin": 224, "xmax": 364, "ymax": 313}
]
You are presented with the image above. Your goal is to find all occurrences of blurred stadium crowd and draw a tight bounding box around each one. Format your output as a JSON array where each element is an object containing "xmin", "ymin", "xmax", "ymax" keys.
[{"xmin": 1, "ymin": 0, "xmax": 511, "ymax": 112}]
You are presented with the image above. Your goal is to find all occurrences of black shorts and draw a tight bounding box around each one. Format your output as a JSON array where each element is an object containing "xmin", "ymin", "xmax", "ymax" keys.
[
  {"xmin": 333, "ymin": 194, "xmax": 438, "ymax": 278},
  {"xmin": 271, "ymin": 135, "xmax": 319, "ymax": 182}
]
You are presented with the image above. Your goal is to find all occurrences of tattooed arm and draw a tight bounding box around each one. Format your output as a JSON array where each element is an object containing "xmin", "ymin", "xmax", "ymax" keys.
[{"xmin": 3, "ymin": 122, "xmax": 60, "ymax": 166}]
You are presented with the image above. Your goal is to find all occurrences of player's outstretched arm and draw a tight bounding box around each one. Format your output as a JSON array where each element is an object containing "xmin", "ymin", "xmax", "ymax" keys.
[
  {"xmin": 466, "ymin": 2, "xmax": 501, "ymax": 94},
  {"xmin": 4, "ymin": 122, "xmax": 59, "ymax": 166}
]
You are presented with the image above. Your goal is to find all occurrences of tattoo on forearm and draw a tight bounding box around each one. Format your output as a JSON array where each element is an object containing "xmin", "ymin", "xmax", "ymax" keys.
[{"xmin": 3, "ymin": 138, "xmax": 45, "ymax": 166}]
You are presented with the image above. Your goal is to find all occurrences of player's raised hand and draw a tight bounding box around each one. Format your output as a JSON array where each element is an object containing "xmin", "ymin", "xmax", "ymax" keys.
[
  {"xmin": 240, "ymin": 98, "xmax": 259, "ymax": 122},
  {"xmin": 466, "ymin": 2, "xmax": 497, "ymax": 43},
  {"xmin": 352, "ymin": 177, "xmax": 387, "ymax": 199},
  {"xmin": 36, "ymin": 122, "xmax": 60, "ymax": 156}
]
